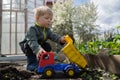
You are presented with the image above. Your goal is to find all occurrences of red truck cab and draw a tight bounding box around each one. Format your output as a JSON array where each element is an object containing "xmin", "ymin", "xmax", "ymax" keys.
[{"xmin": 39, "ymin": 52, "xmax": 55, "ymax": 67}]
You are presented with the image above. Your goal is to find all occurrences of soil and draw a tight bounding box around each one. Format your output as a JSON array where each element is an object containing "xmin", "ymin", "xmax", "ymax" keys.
[
  {"xmin": 0, "ymin": 63, "xmax": 35, "ymax": 80},
  {"xmin": 0, "ymin": 62, "xmax": 120, "ymax": 80}
]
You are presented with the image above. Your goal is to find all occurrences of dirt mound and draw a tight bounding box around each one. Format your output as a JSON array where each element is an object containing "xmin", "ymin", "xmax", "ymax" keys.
[{"xmin": 0, "ymin": 63, "xmax": 34, "ymax": 80}]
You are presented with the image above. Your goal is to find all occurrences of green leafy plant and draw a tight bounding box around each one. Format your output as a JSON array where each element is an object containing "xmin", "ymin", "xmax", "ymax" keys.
[{"xmin": 76, "ymin": 38, "xmax": 120, "ymax": 55}]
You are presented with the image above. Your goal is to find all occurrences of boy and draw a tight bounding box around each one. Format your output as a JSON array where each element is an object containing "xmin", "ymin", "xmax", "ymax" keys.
[{"xmin": 25, "ymin": 6, "xmax": 65, "ymax": 71}]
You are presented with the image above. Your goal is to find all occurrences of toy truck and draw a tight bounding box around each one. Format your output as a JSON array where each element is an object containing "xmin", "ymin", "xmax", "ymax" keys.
[{"xmin": 37, "ymin": 35, "xmax": 87, "ymax": 77}]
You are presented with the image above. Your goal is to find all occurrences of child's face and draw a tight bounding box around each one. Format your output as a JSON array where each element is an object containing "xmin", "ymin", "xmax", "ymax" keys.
[{"xmin": 37, "ymin": 14, "xmax": 52, "ymax": 28}]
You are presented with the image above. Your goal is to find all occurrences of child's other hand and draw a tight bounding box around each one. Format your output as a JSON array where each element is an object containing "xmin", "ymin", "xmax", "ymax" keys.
[
  {"xmin": 60, "ymin": 36, "xmax": 66, "ymax": 44},
  {"xmin": 36, "ymin": 48, "xmax": 46, "ymax": 60}
]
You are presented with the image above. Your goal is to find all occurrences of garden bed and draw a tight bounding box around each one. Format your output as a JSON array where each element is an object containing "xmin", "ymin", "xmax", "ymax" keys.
[
  {"xmin": 0, "ymin": 61, "xmax": 120, "ymax": 80},
  {"xmin": 0, "ymin": 53, "xmax": 120, "ymax": 80},
  {"xmin": 84, "ymin": 54, "xmax": 120, "ymax": 74}
]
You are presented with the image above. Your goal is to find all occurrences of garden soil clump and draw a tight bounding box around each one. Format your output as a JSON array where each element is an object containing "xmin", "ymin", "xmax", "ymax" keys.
[{"xmin": 0, "ymin": 63, "xmax": 35, "ymax": 80}]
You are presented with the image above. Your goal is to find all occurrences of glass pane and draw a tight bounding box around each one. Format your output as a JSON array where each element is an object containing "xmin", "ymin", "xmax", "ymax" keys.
[
  {"xmin": 17, "ymin": 12, "xmax": 24, "ymax": 23},
  {"xmin": 11, "ymin": 23, "xmax": 15, "ymax": 33},
  {"xmin": 3, "ymin": 0, "xmax": 10, "ymax": 4},
  {"xmin": 11, "ymin": 33, "xmax": 15, "ymax": 54},
  {"xmin": 3, "ymin": 0, "xmax": 10, "ymax": 9},
  {"xmin": 2, "ymin": 12, "xmax": 10, "ymax": 32},
  {"xmin": 11, "ymin": 12, "xmax": 16, "ymax": 23},
  {"xmin": 28, "ymin": 14, "xmax": 35, "ymax": 23},
  {"xmin": 1, "ymin": 33, "xmax": 10, "ymax": 54},
  {"xmin": 21, "ymin": 0, "xmax": 25, "ymax": 4},
  {"xmin": 17, "ymin": 33, "xmax": 25, "ymax": 54},
  {"xmin": 36, "ymin": 0, "xmax": 43, "ymax": 6},
  {"xmin": 2, "ymin": 12, "xmax": 10, "ymax": 23},
  {"xmin": 2, "ymin": 24, "xmax": 10, "ymax": 32},
  {"xmin": 27, "ymin": 2, "xmax": 35, "ymax": 11},
  {"xmin": 12, "ymin": 0, "xmax": 20, "ymax": 10},
  {"xmin": 17, "ymin": 24, "xmax": 25, "ymax": 33},
  {"xmin": 21, "ymin": 0, "xmax": 25, "ymax": 10},
  {"xmin": 17, "ymin": 12, "xmax": 25, "ymax": 32},
  {"xmin": 11, "ymin": 12, "xmax": 16, "ymax": 33}
]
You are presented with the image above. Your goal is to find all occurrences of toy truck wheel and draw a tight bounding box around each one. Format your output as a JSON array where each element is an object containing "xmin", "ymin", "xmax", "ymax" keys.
[
  {"xmin": 65, "ymin": 68, "xmax": 75, "ymax": 77},
  {"xmin": 43, "ymin": 68, "xmax": 54, "ymax": 77}
]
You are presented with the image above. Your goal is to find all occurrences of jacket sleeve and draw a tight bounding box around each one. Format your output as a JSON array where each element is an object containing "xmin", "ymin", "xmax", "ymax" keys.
[
  {"xmin": 26, "ymin": 27, "xmax": 41, "ymax": 54},
  {"xmin": 47, "ymin": 28, "xmax": 61, "ymax": 44}
]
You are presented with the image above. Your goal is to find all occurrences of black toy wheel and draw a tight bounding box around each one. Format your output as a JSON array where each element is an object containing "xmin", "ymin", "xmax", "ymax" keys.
[
  {"xmin": 65, "ymin": 68, "xmax": 75, "ymax": 77},
  {"xmin": 43, "ymin": 68, "xmax": 54, "ymax": 77}
]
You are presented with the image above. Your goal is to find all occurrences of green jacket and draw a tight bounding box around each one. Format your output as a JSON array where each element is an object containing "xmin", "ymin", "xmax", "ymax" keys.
[{"xmin": 25, "ymin": 24, "xmax": 61, "ymax": 54}]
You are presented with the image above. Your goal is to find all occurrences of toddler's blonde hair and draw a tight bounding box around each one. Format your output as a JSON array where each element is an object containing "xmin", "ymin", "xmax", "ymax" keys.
[{"xmin": 34, "ymin": 6, "xmax": 53, "ymax": 18}]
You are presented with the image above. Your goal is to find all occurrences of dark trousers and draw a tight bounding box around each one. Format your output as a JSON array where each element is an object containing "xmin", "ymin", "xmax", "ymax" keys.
[{"xmin": 26, "ymin": 42, "xmax": 51, "ymax": 71}]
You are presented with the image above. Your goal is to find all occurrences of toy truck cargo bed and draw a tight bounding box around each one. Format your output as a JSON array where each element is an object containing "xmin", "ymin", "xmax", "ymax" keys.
[{"xmin": 61, "ymin": 35, "xmax": 87, "ymax": 68}]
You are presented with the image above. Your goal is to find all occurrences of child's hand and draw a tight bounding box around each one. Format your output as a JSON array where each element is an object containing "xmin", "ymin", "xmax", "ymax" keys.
[
  {"xmin": 60, "ymin": 36, "xmax": 66, "ymax": 44},
  {"xmin": 36, "ymin": 48, "xmax": 46, "ymax": 60}
]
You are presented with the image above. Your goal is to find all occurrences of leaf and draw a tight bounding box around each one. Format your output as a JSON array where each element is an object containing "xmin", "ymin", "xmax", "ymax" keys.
[{"xmin": 117, "ymin": 26, "xmax": 120, "ymax": 29}]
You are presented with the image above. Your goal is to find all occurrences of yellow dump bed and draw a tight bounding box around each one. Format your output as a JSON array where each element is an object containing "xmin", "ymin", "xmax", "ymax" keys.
[{"xmin": 61, "ymin": 35, "xmax": 87, "ymax": 68}]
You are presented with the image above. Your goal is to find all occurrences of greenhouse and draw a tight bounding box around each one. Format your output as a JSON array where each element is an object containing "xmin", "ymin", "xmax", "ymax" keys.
[{"xmin": 0, "ymin": 0, "xmax": 46, "ymax": 55}]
